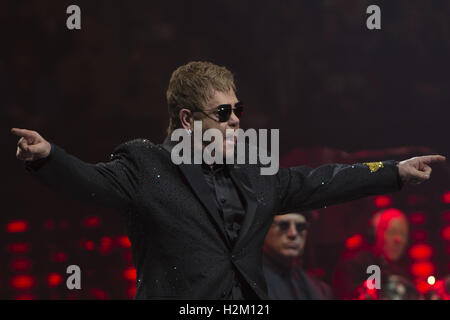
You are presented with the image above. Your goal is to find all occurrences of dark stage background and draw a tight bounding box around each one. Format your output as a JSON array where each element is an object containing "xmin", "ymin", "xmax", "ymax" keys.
[{"xmin": 1, "ymin": 0, "xmax": 449, "ymax": 299}]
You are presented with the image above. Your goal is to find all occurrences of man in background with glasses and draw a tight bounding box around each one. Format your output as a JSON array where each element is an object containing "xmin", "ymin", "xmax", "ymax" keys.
[{"xmin": 263, "ymin": 211, "xmax": 333, "ymax": 299}]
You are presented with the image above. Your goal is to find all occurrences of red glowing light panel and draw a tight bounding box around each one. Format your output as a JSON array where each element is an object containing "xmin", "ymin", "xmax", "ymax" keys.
[
  {"xmin": 408, "ymin": 244, "xmax": 433, "ymax": 260},
  {"xmin": 117, "ymin": 235, "xmax": 131, "ymax": 248},
  {"xmin": 51, "ymin": 252, "xmax": 68, "ymax": 263},
  {"xmin": 90, "ymin": 288, "xmax": 108, "ymax": 300},
  {"xmin": 11, "ymin": 275, "xmax": 35, "ymax": 290},
  {"xmin": 47, "ymin": 273, "xmax": 63, "ymax": 287},
  {"xmin": 408, "ymin": 212, "xmax": 426, "ymax": 225},
  {"xmin": 82, "ymin": 216, "xmax": 101, "ymax": 228},
  {"xmin": 8, "ymin": 243, "xmax": 31, "ymax": 254},
  {"xmin": 442, "ymin": 191, "xmax": 450, "ymax": 204},
  {"xmin": 128, "ymin": 285, "xmax": 137, "ymax": 298},
  {"xmin": 6, "ymin": 220, "xmax": 29, "ymax": 233},
  {"xmin": 11, "ymin": 258, "xmax": 32, "ymax": 272},
  {"xmin": 123, "ymin": 267, "xmax": 137, "ymax": 281},
  {"xmin": 345, "ymin": 234, "xmax": 363, "ymax": 250},
  {"xmin": 410, "ymin": 262, "xmax": 435, "ymax": 277},
  {"xmin": 374, "ymin": 196, "xmax": 392, "ymax": 208},
  {"xmin": 441, "ymin": 225, "xmax": 450, "ymax": 241},
  {"xmin": 99, "ymin": 236, "xmax": 113, "ymax": 254},
  {"xmin": 415, "ymin": 278, "xmax": 431, "ymax": 295}
]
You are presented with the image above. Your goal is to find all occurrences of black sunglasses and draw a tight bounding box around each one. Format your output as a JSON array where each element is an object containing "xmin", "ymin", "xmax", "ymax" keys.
[
  {"xmin": 273, "ymin": 221, "xmax": 310, "ymax": 233},
  {"xmin": 193, "ymin": 101, "xmax": 244, "ymax": 123}
]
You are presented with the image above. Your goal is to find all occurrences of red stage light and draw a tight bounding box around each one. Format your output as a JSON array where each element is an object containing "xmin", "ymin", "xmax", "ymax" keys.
[
  {"xmin": 6, "ymin": 220, "xmax": 29, "ymax": 233},
  {"xmin": 47, "ymin": 273, "xmax": 63, "ymax": 287},
  {"xmin": 117, "ymin": 235, "xmax": 131, "ymax": 248},
  {"xmin": 411, "ymin": 230, "xmax": 427, "ymax": 242},
  {"xmin": 123, "ymin": 267, "xmax": 137, "ymax": 281},
  {"xmin": 374, "ymin": 195, "xmax": 392, "ymax": 208},
  {"xmin": 99, "ymin": 236, "xmax": 113, "ymax": 254},
  {"xmin": 408, "ymin": 212, "xmax": 426, "ymax": 225},
  {"xmin": 8, "ymin": 243, "xmax": 31, "ymax": 254},
  {"xmin": 441, "ymin": 225, "xmax": 450, "ymax": 241},
  {"xmin": 345, "ymin": 234, "xmax": 363, "ymax": 250},
  {"xmin": 14, "ymin": 294, "xmax": 35, "ymax": 300},
  {"xmin": 11, "ymin": 258, "xmax": 32, "ymax": 272},
  {"xmin": 51, "ymin": 252, "xmax": 68, "ymax": 263},
  {"xmin": 410, "ymin": 261, "xmax": 435, "ymax": 277},
  {"xmin": 127, "ymin": 285, "xmax": 136, "ymax": 298},
  {"xmin": 11, "ymin": 275, "xmax": 35, "ymax": 290},
  {"xmin": 442, "ymin": 191, "xmax": 450, "ymax": 204},
  {"xmin": 415, "ymin": 278, "xmax": 431, "ymax": 295},
  {"xmin": 83, "ymin": 240, "xmax": 95, "ymax": 251},
  {"xmin": 90, "ymin": 288, "xmax": 108, "ymax": 300},
  {"xmin": 408, "ymin": 244, "xmax": 433, "ymax": 260},
  {"xmin": 82, "ymin": 216, "xmax": 101, "ymax": 228}
]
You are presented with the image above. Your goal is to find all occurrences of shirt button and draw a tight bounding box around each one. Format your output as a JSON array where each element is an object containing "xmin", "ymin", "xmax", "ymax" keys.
[{"xmin": 220, "ymin": 198, "xmax": 226, "ymax": 204}]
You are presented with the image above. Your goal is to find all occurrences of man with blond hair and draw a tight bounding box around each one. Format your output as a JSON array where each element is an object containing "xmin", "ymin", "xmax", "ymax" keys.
[{"xmin": 12, "ymin": 61, "xmax": 445, "ymax": 299}]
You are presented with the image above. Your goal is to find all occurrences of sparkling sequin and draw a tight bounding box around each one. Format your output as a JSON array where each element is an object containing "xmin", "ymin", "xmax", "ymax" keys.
[{"xmin": 362, "ymin": 161, "xmax": 384, "ymax": 173}]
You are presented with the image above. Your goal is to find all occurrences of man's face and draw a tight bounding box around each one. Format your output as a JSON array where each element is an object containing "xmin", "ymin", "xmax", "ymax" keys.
[
  {"xmin": 194, "ymin": 89, "xmax": 240, "ymax": 158},
  {"xmin": 376, "ymin": 217, "xmax": 409, "ymax": 262},
  {"xmin": 263, "ymin": 214, "xmax": 308, "ymax": 263}
]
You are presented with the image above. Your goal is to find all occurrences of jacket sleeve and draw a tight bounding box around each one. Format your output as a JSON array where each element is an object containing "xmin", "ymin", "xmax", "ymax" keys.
[
  {"xmin": 275, "ymin": 160, "xmax": 402, "ymax": 214},
  {"xmin": 24, "ymin": 140, "xmax": 144, "ymax": 209}
]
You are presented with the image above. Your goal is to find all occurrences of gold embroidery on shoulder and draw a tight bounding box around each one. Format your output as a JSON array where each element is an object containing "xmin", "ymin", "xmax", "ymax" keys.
[{"xmin": 362, "ymin": 161, "xmax": 384, "ymax": 173}]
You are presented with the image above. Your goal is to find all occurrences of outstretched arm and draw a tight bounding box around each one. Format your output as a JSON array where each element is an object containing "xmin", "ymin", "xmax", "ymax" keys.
[
  {"xmin": 11, "ymin": 128, "xmax": 142, "ymax": 209},
  {"xmin": 276, "ymin": 155, "xmax": 446, "ymax": 214}
]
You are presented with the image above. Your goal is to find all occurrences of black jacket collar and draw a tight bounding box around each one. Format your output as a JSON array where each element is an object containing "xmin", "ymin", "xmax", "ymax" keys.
[{"xmin": 160, "ymin": 135, "xmax": 258, "ymax": 250}]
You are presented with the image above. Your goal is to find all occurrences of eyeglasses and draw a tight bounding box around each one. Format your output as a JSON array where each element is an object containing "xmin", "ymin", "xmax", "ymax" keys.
[
  {"xmin": 272, "ymin": 221, "xmax": 310, "ymax": 233},
  {"xmin": 193, "ymin": 101, "xmax": 244, "ymax": 123}
]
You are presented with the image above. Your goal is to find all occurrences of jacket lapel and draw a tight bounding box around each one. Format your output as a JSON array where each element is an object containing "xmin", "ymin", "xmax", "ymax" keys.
[{"xmin": 161, "ymin": 137, "xmax": 231, "ymax": 248}]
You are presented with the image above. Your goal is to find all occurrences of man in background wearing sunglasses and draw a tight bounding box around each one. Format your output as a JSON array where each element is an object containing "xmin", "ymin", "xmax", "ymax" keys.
[
  {"xmin": 11, "ymin": 61, "xmax": 446, "ymax": 300},
  {"xmin": 263, "ymin": 212, "xmax": 333, "ymax": 299}
]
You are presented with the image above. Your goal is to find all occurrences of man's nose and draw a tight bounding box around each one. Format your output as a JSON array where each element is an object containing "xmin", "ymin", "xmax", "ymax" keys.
[
  {"xmin": 228, "ymin": 110, "xmax": 240, "ymax": 128},
  {"xmin": 287, "ymin": 224, "xmax": 298, "ymax": 238}
]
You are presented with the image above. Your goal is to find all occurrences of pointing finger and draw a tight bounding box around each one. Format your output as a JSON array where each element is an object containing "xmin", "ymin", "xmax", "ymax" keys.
[
  {"xmin": 11, "ymin": 128, "xmax": 39, "ymax": 141},
  {"xmin": 420, "ymin": 155, "xmax": 446, "ymax": 164}
]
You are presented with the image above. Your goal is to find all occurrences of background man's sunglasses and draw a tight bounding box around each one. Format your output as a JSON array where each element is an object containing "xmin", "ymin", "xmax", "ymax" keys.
[
  {"xmin": 273, "ymin": 221, "xmax": 310, "ymax": 233},
  {"xmin": 193, "ymin": 101, "xmax": 244, "ymax": 122}
]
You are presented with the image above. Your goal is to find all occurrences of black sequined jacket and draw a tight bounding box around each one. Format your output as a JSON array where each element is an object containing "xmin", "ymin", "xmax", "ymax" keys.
[{"xmin": 25, "ymin": 136, "xmax": 402, "ymax": 299}]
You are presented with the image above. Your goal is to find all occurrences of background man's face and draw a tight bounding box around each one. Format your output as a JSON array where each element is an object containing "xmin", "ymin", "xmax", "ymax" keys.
[
  {"xmin": 197, "ymin": 89, "xmax": 240, "ymax": 158},
  {"xmin": 264, "ymin": 214, "xmax": 308, "ymax": 263},
  {"xmin": 375, "ymin": 216, "xmax": 409, "ymax": 262}
]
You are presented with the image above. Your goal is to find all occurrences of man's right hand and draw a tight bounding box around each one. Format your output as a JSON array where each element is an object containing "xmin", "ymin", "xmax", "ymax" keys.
[{"xmin": 11, "ymin": 128, "xmax": 51, "ymax": 161}]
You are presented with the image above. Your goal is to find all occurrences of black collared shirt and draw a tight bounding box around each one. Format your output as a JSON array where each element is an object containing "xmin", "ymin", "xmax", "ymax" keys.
[
  {"xmin": 201, "ymin": 163, "xmax": 249, "ymax": 299},
  {"xmin": 201, "ymin": 163, "xmax": 246, "ymax": 246}
]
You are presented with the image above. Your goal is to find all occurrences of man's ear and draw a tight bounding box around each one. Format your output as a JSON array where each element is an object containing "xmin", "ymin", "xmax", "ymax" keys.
[{"xmin": 179, "ymin": 108, "xmax": 192, "ymax": 130}]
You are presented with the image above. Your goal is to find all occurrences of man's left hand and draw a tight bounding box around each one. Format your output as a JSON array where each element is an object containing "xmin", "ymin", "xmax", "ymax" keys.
[{"xmin": 397, "ymin": 155, "xmax": 446, "ymax": 185}]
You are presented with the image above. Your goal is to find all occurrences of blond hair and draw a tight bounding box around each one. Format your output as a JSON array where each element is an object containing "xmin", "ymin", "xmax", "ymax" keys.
[{"xmin": 166, "ymin": 61, "xmax": 236, "ymax": 134}]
